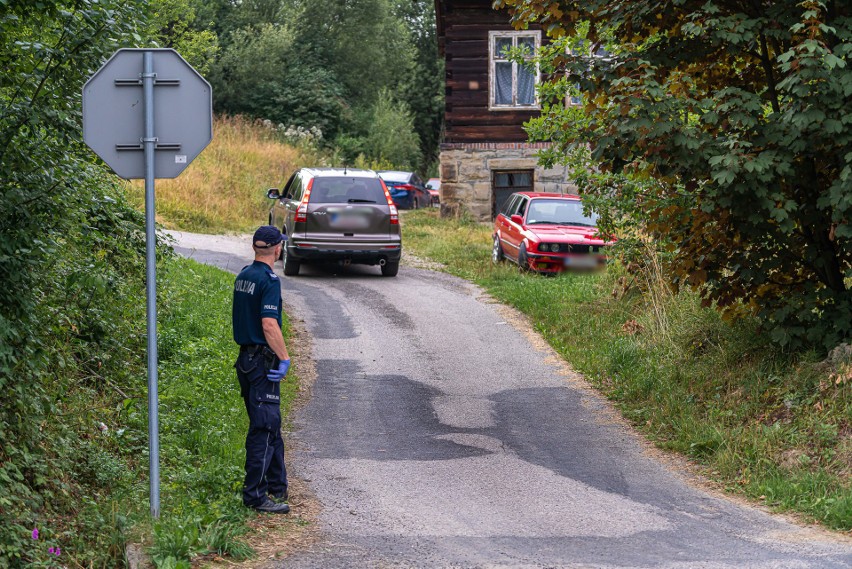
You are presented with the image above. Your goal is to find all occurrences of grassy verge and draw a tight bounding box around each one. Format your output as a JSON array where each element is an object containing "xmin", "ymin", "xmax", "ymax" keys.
[
  {"xmin": 142, "ymin": 257, "xmax": 302, "ymax": 568},
  {"xmin": 21, "ymin": 256, "xmax": 301, "ymax": 568},
  {"xmin": 402, "ymin": 209, "xmax": 852, "ymax": 532},
  {"xmin": 125, "ymin": 116, "xmax": 320, "ymax": 234}
]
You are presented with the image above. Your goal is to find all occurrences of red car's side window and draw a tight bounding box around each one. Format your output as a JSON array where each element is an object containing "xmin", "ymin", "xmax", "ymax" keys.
[{"xmin": 500, "ymin": 195, "xmax": 517, "ymax": 219}]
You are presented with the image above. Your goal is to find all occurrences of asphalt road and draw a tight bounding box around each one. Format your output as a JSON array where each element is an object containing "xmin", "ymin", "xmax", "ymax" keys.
[{"xmin": 172, "ymin": 231, "xmax": 852, "ymax": 568}]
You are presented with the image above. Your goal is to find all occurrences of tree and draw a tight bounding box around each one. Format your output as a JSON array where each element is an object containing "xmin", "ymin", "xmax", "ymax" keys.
[
  {"xmin": 147, "ymin": 0, "xmax": 219, "ymax": 75},
  {"xmin": 499, "ymin": 0, "xmax": 852, "ymax": 350},
  {"xmin": 206, "ymin": 0, "xmax": 422, "ymax": 150},
  {"xmin": 190, "ymin": 0, "xmax": 290, "ymax": 47},
  {"xmin": 292, "ymin": 0, "xmax": 416, "ymax": 110},
  {"xmin": 396, "ymin": 0, "xmax": 445, "ymax": 173},
  {"xmin": 161, "ymin": 0, "xmax": 443, "ymax": 173},
  {"xmin": 209, "ymin": 23, "xmax": 346, "ymax": 138},
  {"xmin": 363, "ymin": 89, "xmax": 423, "ymax": 170}
]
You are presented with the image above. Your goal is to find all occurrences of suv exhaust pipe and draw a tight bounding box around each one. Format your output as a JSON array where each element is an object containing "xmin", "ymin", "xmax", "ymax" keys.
[{"xmin": 379, "ymin": 258, "xmax": 387, "ymax": 267}]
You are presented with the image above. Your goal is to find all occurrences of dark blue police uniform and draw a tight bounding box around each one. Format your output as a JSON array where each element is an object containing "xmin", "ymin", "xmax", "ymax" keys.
[{"xmin": 232, "ymin": 260, "xmax": 288, "ymax": 507}]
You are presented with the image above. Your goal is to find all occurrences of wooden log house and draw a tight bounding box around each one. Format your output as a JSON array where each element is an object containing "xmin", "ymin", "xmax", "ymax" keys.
[{"xmin": 435, "ymin": 0, "xmax": 575, "ymax": 220}]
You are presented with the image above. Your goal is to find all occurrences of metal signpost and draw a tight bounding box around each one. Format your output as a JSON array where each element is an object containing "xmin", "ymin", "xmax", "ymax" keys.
[{"xmin": 82, "ymin": 49, "xmax": 212, "ymax": 518}]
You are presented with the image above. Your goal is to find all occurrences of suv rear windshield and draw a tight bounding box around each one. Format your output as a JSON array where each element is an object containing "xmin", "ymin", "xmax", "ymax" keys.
[
  {"xmin": 378, "ymin": 171, "xmax": 411, "ymax": 183},
  {"xmin": 309, "ymin": 177, "xmax": 386, "ymax": 204}
]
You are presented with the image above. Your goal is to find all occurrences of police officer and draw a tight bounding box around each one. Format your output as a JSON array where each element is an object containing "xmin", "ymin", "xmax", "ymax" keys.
[{"xmin": 232, "ymin": 226, "xmax": 292, "ymax": 513}]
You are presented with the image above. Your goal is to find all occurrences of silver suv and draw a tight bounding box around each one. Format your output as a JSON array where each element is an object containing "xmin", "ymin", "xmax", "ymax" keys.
[{"xmin": 266, "ymin": 168, "xmax": 402, "ymax": 277}]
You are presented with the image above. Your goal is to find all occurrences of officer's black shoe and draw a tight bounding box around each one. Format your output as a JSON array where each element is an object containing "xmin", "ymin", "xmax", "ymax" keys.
[
  {"xmin": 251, "ymin": 497, "xmax": 290, "ymax": 514},
  {"xmin": 270, "ymin": 489, "xmax": 288, "ymax": 503}
]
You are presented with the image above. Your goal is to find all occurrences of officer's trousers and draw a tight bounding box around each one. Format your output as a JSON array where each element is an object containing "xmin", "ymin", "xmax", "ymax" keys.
[{"xmin": 236, "ymin": 350, "xmax": 288, "ymax": 507}]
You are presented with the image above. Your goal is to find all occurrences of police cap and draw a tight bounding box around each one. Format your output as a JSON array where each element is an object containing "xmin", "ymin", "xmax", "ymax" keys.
[{"xmin": 253, "ymin": 225, "xmax": 286, "ymax": 248}]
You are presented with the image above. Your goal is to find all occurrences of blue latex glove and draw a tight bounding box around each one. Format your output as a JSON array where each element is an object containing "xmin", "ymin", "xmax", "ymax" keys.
[{"xmin": 267, "ymin": 359, "xmax": 291, "ymax": 382}]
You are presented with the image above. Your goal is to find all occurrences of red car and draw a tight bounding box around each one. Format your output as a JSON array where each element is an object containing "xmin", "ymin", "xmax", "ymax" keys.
[
  {"xmin": 492, "ymin": 192, "xmax": 611, "ymax": 273},
  {"xmin": 426, "ymin": 178, "xmax": 441, "ymax": 205}
]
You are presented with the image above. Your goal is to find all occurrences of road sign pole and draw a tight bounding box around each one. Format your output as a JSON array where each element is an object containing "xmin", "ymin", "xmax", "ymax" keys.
[
  {"xmin": 142, "ymin": 50, "xmax": 161, "ymax": 519},
  {"xmin": 82, "ymin": 49, "xmax": 212, "ymax": 519}
]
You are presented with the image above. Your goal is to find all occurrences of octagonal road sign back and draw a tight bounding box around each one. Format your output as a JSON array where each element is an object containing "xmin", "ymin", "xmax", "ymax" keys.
[{"xmin": 82, "ymin": 48, "xmax": 212, "ymax": 179}]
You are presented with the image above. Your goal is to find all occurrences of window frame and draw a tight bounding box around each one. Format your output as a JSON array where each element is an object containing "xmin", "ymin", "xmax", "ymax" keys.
[
  {"xmin": 489, "ymin": 30, "xmax": 542, "ymax": 111},
  {"xmin": 565, "ymin": 41, "xmax": 611, "ymax": 108}
]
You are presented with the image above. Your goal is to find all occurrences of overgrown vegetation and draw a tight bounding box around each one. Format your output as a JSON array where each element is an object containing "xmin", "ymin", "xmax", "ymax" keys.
[
  {"xmin": 0, "ymin": 1, "xmax": 145, "ymax": 564},
  {"xmin": 499, "ymin": 0, "xmax": 852, "ymax": 351},
  {"xmin": 2, "ymin": 245, "xmax": 301, "ymax": 567},
  {"xmin": 0, "ymin": 3, "xmax": 302, "ymax": 565},
  {"xmin": 402, "ymin": 209, "xmax": 852, "ymax": 531}
]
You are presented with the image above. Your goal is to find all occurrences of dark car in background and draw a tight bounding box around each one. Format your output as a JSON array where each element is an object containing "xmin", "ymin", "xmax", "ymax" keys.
[
  {"xmin": 492, "ymin": 192, "xmax": 612, "ymax": 273},
  {"xmin": 267, "ymin": 168, "xmax": 401, "ymax": 277},
  {"xmin": 377, "ymin": 171, "xmax": 431, "ymax": 210},
  {"xmin": 426, "ymin": 178, "xmax": 441, "ymax": 205}
]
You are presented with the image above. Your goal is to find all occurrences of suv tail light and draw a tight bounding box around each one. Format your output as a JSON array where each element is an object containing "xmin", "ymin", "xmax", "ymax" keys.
[
  {"xmin": 294, "ymin": 178, "xmax": 314, "ymax": 223},
  {"xmin": 380, "ymin": 180, "xmax": 399, "ymax": 225}
]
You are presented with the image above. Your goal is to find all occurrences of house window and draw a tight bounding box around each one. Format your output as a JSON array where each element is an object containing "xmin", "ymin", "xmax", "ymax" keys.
[
  {"xmin": 566, "ymin": 42, "xmax": 611, "ymax": 107},
  {"xmin": 492, "ymin": 170, "xmax": 534, "ymax": 219},
  {"xmin": 489, "ymin": 31, "xmax": 541, "ymax": 111}
]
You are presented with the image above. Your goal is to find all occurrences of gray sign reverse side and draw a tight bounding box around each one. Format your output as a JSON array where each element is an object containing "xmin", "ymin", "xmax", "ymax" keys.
[{"xmin": 82, "ymin": 49, "xmax": 212, "ymax": 179}]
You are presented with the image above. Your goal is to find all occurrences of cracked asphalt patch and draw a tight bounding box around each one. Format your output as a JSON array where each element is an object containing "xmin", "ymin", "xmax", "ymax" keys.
[{"xmin": 171, "ymin": 231, "xmax": 852, "ymax": 568}]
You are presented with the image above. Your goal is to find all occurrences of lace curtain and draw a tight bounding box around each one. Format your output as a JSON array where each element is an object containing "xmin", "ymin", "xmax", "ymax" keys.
[
  {"xmin": 517, "ymin": 65, "xmax": 535, "ymax": 106},
  {"xmin": 494, "ymin": 62, "xmax": 513, "ymax": 105}
]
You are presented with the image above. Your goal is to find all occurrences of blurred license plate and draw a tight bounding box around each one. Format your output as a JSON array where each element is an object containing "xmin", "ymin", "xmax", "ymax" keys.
[
  {"xmin": 329, "ymin": 211, "xmax": 370, "ymax": 230},
  {"xmin": 564, "ymin": 255, "xmax": 598, "ymax": 268}
]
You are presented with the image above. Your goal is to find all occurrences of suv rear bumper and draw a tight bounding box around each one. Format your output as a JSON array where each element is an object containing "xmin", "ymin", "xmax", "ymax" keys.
[{"xmin": 288, "ymin": 241, "xmax": 402, "ymax": 265}]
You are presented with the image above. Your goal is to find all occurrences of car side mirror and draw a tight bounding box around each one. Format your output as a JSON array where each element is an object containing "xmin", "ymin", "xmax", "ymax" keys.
[
  {"xmin": 267, "ymin": 188, "xmax": 281, "ymax": 200},
  {"xmin": 510, "ymin": 214, "xmax": 524, "ymax": 225}
]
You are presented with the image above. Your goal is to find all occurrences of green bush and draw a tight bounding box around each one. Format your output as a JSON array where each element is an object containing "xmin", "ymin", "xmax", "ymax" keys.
[
  {"xmin": 362, "ymin": 89, "xmax": 423, "ymax": 171},
  {"xmin": 509, "ymin": 0, "xmax": 852, "ymax": 351},
  {"xmin": 210, "ymin": 24, "xmax": 346, "ymax": 141}
]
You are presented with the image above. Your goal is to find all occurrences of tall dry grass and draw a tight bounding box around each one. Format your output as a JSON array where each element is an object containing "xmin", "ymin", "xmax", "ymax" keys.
[{"xmin": 125, "ymin": 115, "xmax": 318, "ymax": 233}]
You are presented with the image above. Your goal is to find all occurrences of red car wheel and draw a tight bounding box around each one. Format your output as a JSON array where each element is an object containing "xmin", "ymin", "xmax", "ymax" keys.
[{"xmin": 518, "ymin": 244, "xmax": 531, "ymax": 272}]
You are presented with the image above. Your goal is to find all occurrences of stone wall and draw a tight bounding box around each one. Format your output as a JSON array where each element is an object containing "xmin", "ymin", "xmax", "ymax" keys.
[{"xmin": 439, "ymin": 142, "xmax": 577, "ymax": 221}]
